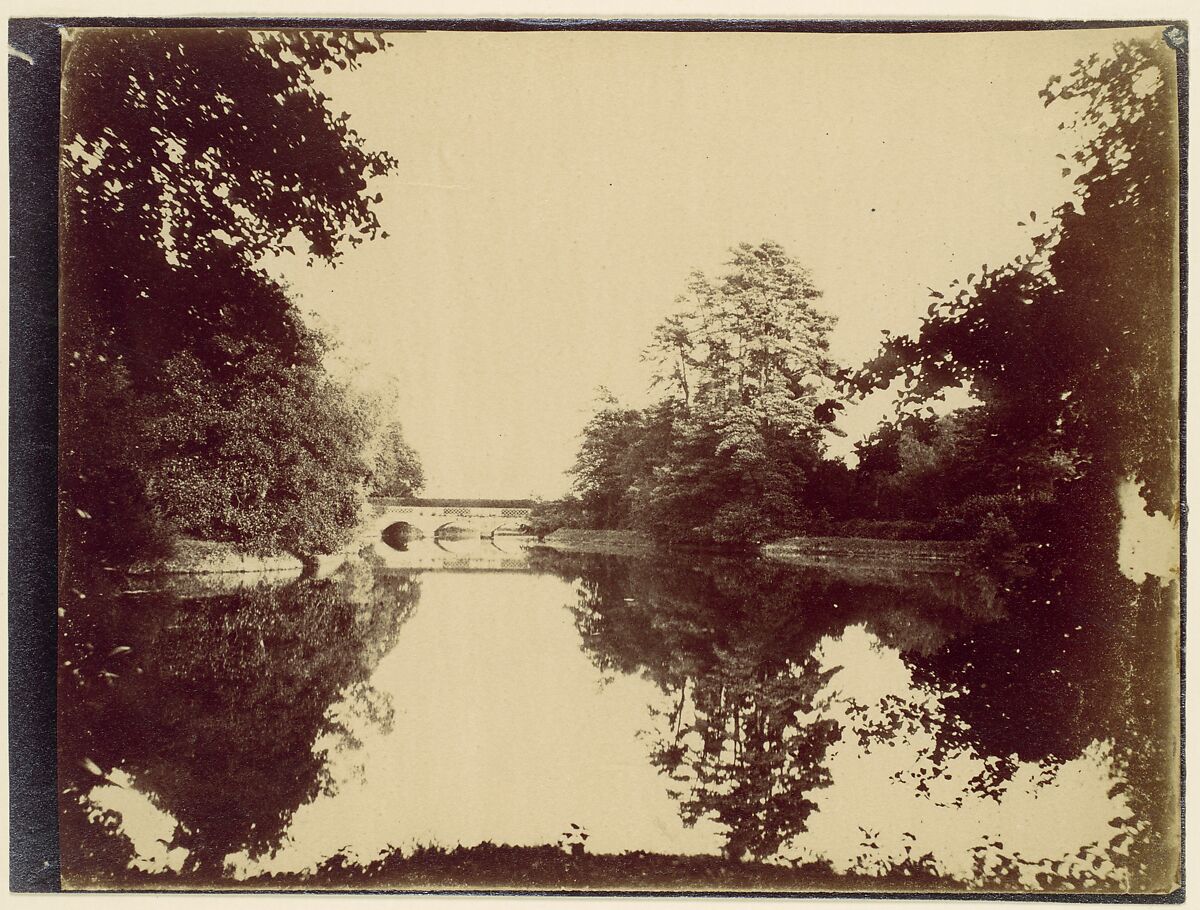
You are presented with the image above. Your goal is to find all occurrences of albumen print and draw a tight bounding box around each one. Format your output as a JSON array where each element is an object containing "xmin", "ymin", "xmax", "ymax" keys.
[{"xmin": 51, "ymin": 20, "xmax": 1181, "ymax": 894}]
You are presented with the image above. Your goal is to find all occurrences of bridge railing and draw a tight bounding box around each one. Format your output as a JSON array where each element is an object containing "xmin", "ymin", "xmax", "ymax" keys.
[
  {"xmin": 369, "ymin": 495, "xmax": 534, "ymax": 508},
  {"xmin": 368, "ymin": 497, "xmax": 531, "ymax": 519}
]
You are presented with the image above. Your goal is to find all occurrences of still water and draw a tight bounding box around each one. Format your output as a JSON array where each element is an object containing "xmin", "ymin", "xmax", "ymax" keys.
[{"xmin": 58, "ymin": 534, "xmax": 1178, "ymax": 891}]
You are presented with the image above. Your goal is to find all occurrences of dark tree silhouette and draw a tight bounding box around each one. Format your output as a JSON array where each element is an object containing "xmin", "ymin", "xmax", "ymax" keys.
[
  {"xmin": 838, "ymin": 42, "xmax": 1181, "ymax": 888},
  {"xmin": 60, "ymin": 28, "xmax": 400, "ymax": 569},
  {"xmin": 845, "ymin": 38, "xmax": 1179, "ymax": 543}
]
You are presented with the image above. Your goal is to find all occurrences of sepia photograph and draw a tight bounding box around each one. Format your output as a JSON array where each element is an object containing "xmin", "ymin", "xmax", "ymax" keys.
[{"xmin": 17, "ymin": 12, "xmax": 1184, "ymax": 896}]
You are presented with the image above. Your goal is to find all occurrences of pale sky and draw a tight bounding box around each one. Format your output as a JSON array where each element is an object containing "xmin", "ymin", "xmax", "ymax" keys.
[{"xmin": 269, "ymin": 26, "xmax": 1164, "ymax": 498}]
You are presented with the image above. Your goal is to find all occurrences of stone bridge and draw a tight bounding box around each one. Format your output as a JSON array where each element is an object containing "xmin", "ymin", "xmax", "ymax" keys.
[{"xmin": 367, "ymin": 497, "xmax": 534, "ymax": 540}]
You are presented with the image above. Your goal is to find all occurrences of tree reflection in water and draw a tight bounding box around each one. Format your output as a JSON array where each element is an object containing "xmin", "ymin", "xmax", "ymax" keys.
[
  {"xmin": 58, "ymin": 557, "xmax": 421, "ymax": 886},
  {"xmin": 528, "ymin": 550, "xmax": 994, "ymax": 862},
  {"xmin": 58, "ymin": 542, "xmax": 1174, "ymax": 891},
  {"xmin": 527, "ymin": 546, "xmax": 1173, "ymax": 890},
  {"xmin": 903, "ymin": 546, "xmax": 1178, "ymax": 889}
]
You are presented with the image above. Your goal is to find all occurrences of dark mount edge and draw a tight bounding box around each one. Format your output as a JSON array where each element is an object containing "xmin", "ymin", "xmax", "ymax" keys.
[
  {"xmin": 1171, "ymin": 18, "xmax": 1189, "ymax": 907},
  {"xmin": 9, "ymin": 16, "xmax": 63, "ymax": 895}
]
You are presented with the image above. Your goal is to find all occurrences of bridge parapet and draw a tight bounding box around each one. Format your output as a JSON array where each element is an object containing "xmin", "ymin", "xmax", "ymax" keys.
[
  {"xmin": 369, "ymin": 497, "xmax": 531, "ymax": 514},
  {"xmin": 366, "ymin": 497, "xmax": 532, "ymax": 538}
]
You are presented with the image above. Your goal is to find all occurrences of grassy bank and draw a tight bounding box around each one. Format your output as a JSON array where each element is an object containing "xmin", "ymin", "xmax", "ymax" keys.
[
  {"xmin": 67, "ymin": 841, "xmax": 1118, "ymax": 893},
  {"xmin": 538, "ymin": 528, "xmax": 663, "ymax": 556},
  {"xmin": 125, "ymin": 538, "xmax": 364, "ymax": 578},
  {"xmin": 126, "ymin": 538, "xmax": 305, "ymax": 576},
  {"xmin": 63, "ymin": 842, "xmax": 950, "ymax": 893},
  {"xmin": 245, "ymin": 844, "xmax": 953, "ymax": 892}
]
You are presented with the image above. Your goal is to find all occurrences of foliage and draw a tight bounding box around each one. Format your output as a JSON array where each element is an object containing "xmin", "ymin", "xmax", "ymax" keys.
[
  {"xmin": 521, "ymin": 496, "xmax": 587, "ymax": 540},
  {"xmin": 529, "ymin": 549, "xmax": 1001, "ymax": 860},
  {"xmin": 845, "ymin": 407, "xmax": 1071, "ymax": 547},
  {"xmin": 141, "ymin": 340, "xmax": 376, "ymax": 555},
  {"xmin": 60, "ymin": 28, "xmax": 406, "ymax": 568},
  {"xmin": 524, "ymin": 41, "xmax": 1178, "ymax": 562},
  {"xmin": 367, "ymin": 420, "xmax": 426, "ymax": 499},
  {"xmin": 641, "ymin": 242, "xmax": 842, "ymax": 543},
  {"xmin": 843, "ymin": 38, "xmax": 1179, "ymax": 551},
  {"xmin": 560, "ymin": 243, "xmax": 841, "ymax": 545},
  {"xmin": 61, "ymin": 28, "xmax": 395, "ymax": 271},
  {"xmin": 570, "ymin": 557, "xmax": 844, "ymax": 857},
  {"xmin": 567, "ymin": 392, "xmax": 670, "ymax": 529},
  {"xmin": 58, "ymin": 563, "xmax": 420, "ymax": 882},
  {"xmin": 802, "ymin": 518, "xmax": 955, "ymax": 542},
  {"xmin": 530, "ymin": 546, "xmax": 1172, "ymax": 888},
  {"xmin": 646, "ymin": 242, "xmax": 837, "ymax": 424}
]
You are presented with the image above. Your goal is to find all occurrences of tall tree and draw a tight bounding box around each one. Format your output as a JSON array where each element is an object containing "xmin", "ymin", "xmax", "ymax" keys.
[
  {"xmin": 647, "ymin": 242, "xmax": 837, "ymax": 441},
  {"xmin": 641, "ymin": 242, "xmax": 841, "ymax": 543},
  {"xmin": 140, "ymin": 338, "xmax": 377, "ymax": 556},
  {"xmin": 565, "ymin": 391, "xmax": 672, "ymax": 529},
  {"xmin": 837, "ymin": 45, "xmax": 1182, "ymax": 883}
]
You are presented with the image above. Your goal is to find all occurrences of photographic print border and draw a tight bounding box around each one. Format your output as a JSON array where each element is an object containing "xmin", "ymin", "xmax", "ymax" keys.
[{"xmin": 8, "ymin": 13, "xmax": 1187, "ymax": 899}]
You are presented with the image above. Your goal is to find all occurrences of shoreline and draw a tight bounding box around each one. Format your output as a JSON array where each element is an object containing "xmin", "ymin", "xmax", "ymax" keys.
[
  {"xmin": 126, "ymin": 539, "xmax": 305, "ymax": 577},
  {"xmin": 125, "ymin": 538, "xmax": 360, "ymax": 578},
  {"xmin": 762, "ymin": 535, "xmax": 975, "ymax": 568},
  {"xmin": 537, "ymin": 528, "xmax": 976, "ymax": 569},
  {"xmin": 126, "ymin": 528, "xmax": 978, "ymax": 579}
]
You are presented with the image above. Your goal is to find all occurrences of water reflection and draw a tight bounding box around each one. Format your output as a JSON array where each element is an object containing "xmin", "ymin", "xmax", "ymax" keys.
[
  {"xmin": 230, "ymin": 569, "xmax": 721, "ymax": 879},
  {"xmin": 526, "ymin": 549, "xmax": 1167, "ymax": 890},
  {"xmin": 789, "ymin": 627, "xmax": 1133, "ymax": 888},
  {"xmin": 58, "ymin": 541, "xmax": 1175, "ymax": 891},
  {"xmin": 373, "ymin": 532, "xmax": 534, "ymax": 571},
  {"xmin": 59, "ymin": 559, "xmax": 421, "ymax": 884}
]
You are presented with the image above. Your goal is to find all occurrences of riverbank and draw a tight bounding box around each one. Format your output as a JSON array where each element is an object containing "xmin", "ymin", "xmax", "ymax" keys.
[
  {"xmin": 126, "ymin": 528, "xmax": 976, "ymax": 579},
  {"xmin": 74, "ymin": 839, "xmax": 1113, "ymax": 893},
  {"xmin": 763, "ymin": 535, "xmax": 975, "ymax": 567},
  {"xmin": 537, "ymin": 528, "xmax": 662, "ymax": 555},
  {"xmin": 127, "ymin": 538, "xmax": 305, "ymax": 576},
  {"xmin": 126, "ymin": 538, "xmax": 359, "ymax": 579},
  {"xmin": 537, "ymin": 528, "xmax": 975, "ymax": 568}
]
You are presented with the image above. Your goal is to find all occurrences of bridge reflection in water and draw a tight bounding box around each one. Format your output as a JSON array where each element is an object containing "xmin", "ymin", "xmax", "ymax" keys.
[{"xmin": 370, "ymin": 515, "xmax": 535, "ymax": 573}]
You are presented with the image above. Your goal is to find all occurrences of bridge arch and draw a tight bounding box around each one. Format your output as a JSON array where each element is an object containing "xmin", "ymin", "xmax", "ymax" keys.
[
  {"xmin": 380, "ymin": 520, "xmax": 422, "ymax": 549},
  {"xmin": 480, "ymin": 518, "xmax": 526, "ymax": 537},
  {"xmin": 431, "ymin": 520, "xmax": 482, "ymax": 539},
  {"xmin": 370, "ymin": 513, "xmax": 437, "ymax": 540},
  {"xmin": 429, "ymin": 519, "xmax": 526, "ymax": 539}
]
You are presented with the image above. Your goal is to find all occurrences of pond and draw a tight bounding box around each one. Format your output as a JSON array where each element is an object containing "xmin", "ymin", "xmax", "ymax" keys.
[{"xmin": 57, "ymin": 534, "xmax": 1178, "ymax": 892}]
